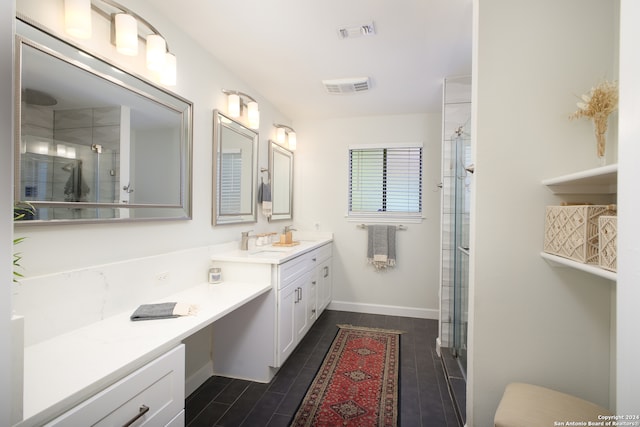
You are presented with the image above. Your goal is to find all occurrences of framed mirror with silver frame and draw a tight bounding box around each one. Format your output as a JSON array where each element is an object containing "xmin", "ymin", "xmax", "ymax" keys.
[
  {"xmin": 213, "ymin": 110, "xmax": 258, "ymax": 225},
  {"xmin": 14, "ymin": 18, "xmax": 193, "ymax": 225},
  {"xmin": 268, "ymin": 140, "xmax": 293, "ymax": 221}
]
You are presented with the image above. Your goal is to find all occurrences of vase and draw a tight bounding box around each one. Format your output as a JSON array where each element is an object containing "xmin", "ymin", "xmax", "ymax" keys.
[{"xmin": 593, "ymin": 113, "xmax": 608, "ymax": 165}]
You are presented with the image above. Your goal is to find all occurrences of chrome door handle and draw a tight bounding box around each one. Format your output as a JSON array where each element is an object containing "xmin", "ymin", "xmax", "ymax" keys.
[
  {"xmin": 123, "ymin": 405, "xmax": 149, "ymax": 427},
  {"xmin": 323, "ymin": 266, "xmax": 329, "ymax": 278}
]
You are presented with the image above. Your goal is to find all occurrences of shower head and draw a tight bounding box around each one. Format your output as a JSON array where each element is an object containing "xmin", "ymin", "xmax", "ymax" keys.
[
  {"xmin": 62, "ymin": 163, "xmax": 74, "ymax": 172},
  {"xmin": 22, "ymin": 88, "xmax": 57, "ymax": 106}
]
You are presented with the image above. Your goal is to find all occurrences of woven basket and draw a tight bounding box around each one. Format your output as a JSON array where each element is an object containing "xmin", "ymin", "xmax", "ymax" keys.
[
  {"xmin": 598, "ymin": 216, "xmax": 617, "ymax": 272},
  {"xmin": 544, "ymin": 205, "xmax": 617, "ymax": 264}
]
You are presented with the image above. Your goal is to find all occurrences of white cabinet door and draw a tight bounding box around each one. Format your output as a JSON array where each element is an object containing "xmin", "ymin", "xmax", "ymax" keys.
[
  {"xmin": 308, "ymin": 275, "xmax": 318, "ymax": 326},
  {"xmin": 294, "ymin": 273, "xmax": 311, "ymax": 344},
  {"xmin": 278, "ymin": 281, "xmax": 297, "ymax": 365},
  {"xmin": 317, "ymin": 258, "xmax": 332, "ymax": 315}
]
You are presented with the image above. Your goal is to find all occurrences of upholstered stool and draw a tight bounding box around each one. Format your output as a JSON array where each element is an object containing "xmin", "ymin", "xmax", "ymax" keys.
[{"xmin": 494, "ymin": 382, "xmax": 613, "ymax": 427}]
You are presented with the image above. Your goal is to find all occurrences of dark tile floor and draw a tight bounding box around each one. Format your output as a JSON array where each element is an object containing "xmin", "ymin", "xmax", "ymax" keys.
[{"xmin": 185, "ymin": 310, "xmax": 461, "ymax": 427}]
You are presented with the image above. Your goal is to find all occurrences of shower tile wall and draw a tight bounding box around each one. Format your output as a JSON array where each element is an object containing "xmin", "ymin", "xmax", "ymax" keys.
[
  {"xmin": 54, "ymin": 107, "xmax": 121, "ymax": 205},
  {"xmin": 19, "ymin": 104, "xmax": 122, "ymax": 219},
  {"xmin": 440, "ymin": 76, "xmax": 471, "ymax": 348}
]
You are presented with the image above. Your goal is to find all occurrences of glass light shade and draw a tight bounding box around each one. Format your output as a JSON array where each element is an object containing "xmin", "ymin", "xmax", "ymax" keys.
[
  {"xmin": 247, "ymin": 101, "xmax": 260, "ymax": 129},
  {"xmin": 228, "ymin": 93, "xmax": 241, "ymax": 117},
  {"xmin": 115, "ymin": 13, "xmax": 138, "ymax": 56},
  {"xmin": 160, "ymin": 52, "xmax": 177, "ymax": 86},
  {"xmin": 146, "ymin": 34, "xmax": 166, "ymax": 72},
  {"xmin": 288, "ymin": 132, "xmax": 297, "ymax": 151},
  {"xmin": 276, "ymin": 127, "xmax": 286, "ymax": 144},
  {"xmin": 64, "ymin": 0, "xmax": 92, "ymax": 39}
]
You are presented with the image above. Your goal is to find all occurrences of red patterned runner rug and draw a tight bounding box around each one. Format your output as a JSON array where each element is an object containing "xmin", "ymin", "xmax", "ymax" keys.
[{"xmin": 290, "ymin": 325, "xmax": 402, "ymax": 427}]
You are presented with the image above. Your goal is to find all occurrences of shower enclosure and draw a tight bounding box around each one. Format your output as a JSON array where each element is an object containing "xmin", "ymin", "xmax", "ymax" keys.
[
  {"xmin": 451, "ymin": 126, "xmax": 471, "ymax": 371},
  {"xmin": 440, "ymin": 76, "xmax": 471, "ymax": 376}
]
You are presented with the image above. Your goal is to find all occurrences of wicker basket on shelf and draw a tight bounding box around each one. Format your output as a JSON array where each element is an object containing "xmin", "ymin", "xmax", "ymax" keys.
[
  {"xmin": 598, "ymin": 216, "xmax": 617, "ymax": 272},
  {"xmin": 544, "ymin": 204, "xmax": 617, "ymax": 264}
]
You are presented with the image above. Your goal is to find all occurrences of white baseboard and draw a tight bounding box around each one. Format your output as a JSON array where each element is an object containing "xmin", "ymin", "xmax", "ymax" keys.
[
  {"xmin": 327, "ymin": 300, "xmax": 439, "ymax": 320},
  {"xmin": 185, "ymin": 360, "xmax": 213, "ymax": 397}
]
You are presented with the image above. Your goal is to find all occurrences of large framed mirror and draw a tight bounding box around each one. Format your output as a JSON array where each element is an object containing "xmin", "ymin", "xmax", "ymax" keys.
[
  {"xmin": 213, "ymin": 110, "xmax": 258, "ymax": 225},
  {"xmin": 268, "ymin": 141, "xmax": 293, "ymax": 221},
  {"xmin": 14, "ymin": 18, "xmax": 193, "ymax": 225}
]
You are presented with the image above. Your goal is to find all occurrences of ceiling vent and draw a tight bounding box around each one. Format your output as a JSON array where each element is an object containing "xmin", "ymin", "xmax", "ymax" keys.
[
  {"xmin": 337, "ymin": 21, "xmax": 376, "ymax": 39},
  {"xmin": 322, "ymin": 77, "xmax": 371, "ymax": 94}
]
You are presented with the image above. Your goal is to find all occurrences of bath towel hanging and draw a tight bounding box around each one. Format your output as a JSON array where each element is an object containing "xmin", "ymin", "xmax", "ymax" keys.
[
  {"xmin": 257, "ymin": 177, "xmax": 272, "ymax": 218},
  {"xmin": 367, "ymin": 225, "xmax": 397, "ymax": 270}
]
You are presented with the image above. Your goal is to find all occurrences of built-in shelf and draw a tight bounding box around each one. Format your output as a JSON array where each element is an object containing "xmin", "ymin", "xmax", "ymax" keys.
[
  {"xmin": 540, "ymin": 252, "xmax": 617, "ymax": 281},
  {"xmin": 541, "ymin": 164, "xmax": 618, "ymax": 281},
  {"xmin": 542, "ymin": 163, "xmax": 617, "ymax": 194}
]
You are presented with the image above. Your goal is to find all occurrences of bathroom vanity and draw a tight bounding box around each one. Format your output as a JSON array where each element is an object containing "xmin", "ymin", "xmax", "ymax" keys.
[
  {"xmin": 18, "ymin": 280, "xmax": 272, "ymax": 427},
  {"xmin": 14, "ymin": 236, "xmax": 331, "ymax": 426},
  {"xmin": 209, "ymin": 236, "xmax": 333, "ymax": 380}
]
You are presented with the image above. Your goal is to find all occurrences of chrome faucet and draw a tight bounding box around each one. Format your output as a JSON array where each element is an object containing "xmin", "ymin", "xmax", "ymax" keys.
[
  {"xmin": 240, "ymin": 230, "xmax": 253, "ymax": 251},
  {"xmin": 284, "ymin": 225, "xmax": 297, "ymax": 234}
]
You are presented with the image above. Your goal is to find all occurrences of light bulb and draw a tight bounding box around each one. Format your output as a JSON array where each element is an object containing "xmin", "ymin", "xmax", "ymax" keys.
[
  {"xmin": 115, "ymin": 13, "xmax": 138, "ymax": 56},
  {"xmin": 276, "ymin": 127, "xmax": 286, "ymax": 144},
  {"xmin": 288, "ymin": 132, "xmax": 297, "ymax": 150},
  {"xmin": 160, "ymin": 52, "xmax": 177, "ymax": 86},
  {"xmin": 64, "ymin": 0, "xmax": 92, "ymax": 39},
  {"xmin": 228, "ymin": 93, "xmax": 241, "ymax": 117},
  {"xmin": 248, "ymin": 101, "xmax": 260, "ymax": 129},
  {"xmin": 146, "ymin": 34, "xmax": 166, "ymax": 72}
]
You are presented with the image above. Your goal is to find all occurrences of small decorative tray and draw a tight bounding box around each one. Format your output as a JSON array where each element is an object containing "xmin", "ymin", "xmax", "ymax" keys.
[{"xmin": 273, "ymin": 241, "xmax": 300, "ymax": 247}]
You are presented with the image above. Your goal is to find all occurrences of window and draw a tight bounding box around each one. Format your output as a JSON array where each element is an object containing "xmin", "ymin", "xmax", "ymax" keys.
[
  {"xmin": 218, "ymin": 151, "xmax": 242, "ymax": 215},
  {"xmin": 348, "ymin": 145, "xmax": 423, "ymax": 219}
]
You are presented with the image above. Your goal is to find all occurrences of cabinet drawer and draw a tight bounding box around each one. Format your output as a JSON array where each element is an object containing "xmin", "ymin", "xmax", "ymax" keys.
[
  {"xmin": 278, "ymin": 252, "xmax": 314, "ymax": 289},
  {"xmin": 314, "ymin": 243, "xmax": 332, "ymax": 262},
  {"xmin": 46, "ymin": 345, "xmax": 185, "ymax": 427}
]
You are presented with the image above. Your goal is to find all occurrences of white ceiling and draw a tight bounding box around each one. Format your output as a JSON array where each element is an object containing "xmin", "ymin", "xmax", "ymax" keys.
[{"xmin": 152, "ymin": 0, "xmax": 473, "ymax": 121}]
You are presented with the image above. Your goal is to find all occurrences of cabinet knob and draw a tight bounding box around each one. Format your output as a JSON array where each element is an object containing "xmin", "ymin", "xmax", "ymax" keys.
[{"xmin": 123, "ymin": 405, "xmax": 150, "ymax": 427}]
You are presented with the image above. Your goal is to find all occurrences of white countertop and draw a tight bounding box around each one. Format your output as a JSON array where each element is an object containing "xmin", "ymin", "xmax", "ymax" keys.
[
  {"xmin": 18, "ymin": 280, "xmax": 272, "ymax": 427},
  {"xmin": 210, "ymin": 237, "xmax": 333, "ymax": 264}
]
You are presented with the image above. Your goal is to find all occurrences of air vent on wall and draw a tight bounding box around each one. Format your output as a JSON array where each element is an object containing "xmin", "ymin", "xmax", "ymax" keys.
[{"xmin": 322, "ymin": 77, "xmax": 371, "ymax": 94}]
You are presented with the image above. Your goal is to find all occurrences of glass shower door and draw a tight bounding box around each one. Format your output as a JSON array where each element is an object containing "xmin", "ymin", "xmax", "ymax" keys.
[{"xmin": 452, "ymin": 131, "xmax": 471, "ymax": 374}]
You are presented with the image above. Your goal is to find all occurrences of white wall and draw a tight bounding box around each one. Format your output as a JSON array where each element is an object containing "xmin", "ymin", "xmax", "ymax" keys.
[
  {"xmin": 469, "ymin": 0, "xmax": 618, "ymax": 425},
  {"xmin": 616, "ymin": 0, "xmax": 640, "ymax": 414},
  {"xmin": 293, "ymin": 114, "xmax": 442, "ymax": 318},
  {"xmin": 2, "ymin": 2, "xmax": 16, "ymax": 424},
  {"xmin": 14, "ymin": 0, "xmax": 294, "ymax": 278}
]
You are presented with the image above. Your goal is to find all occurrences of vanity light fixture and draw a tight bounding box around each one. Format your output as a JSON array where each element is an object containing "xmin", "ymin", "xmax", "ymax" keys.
[
  {"xmin": 63, "ymin": 0, "xmax": 177, "ymax": 86},
  {"xmin": 273, "ymin": 124, "xmax": 297, "ymax": 151},
  {"xmin": 222, "ymin": 89, "xmax": 260, "ymax": 129}
]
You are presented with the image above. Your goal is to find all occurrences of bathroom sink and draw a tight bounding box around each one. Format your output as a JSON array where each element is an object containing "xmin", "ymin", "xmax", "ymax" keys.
[{"xmin": 248, "ymin": 248, "xmax": 291, "ymax": 257}]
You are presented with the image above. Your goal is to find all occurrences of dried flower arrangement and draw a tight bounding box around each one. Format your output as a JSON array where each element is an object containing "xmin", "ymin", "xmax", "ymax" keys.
[{"xmin": 569, "ymin": 80, "xmax": 619, "ymax": 158}]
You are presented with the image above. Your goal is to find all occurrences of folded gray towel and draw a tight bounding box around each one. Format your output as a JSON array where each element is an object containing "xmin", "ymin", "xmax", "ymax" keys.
[
  {"xmin": 130, "ymin": 302, "xmax": 179, "ymax": 321},
  {"xmin": 130, "ymin": 302, "xmax": 199, "ymax": 321}
]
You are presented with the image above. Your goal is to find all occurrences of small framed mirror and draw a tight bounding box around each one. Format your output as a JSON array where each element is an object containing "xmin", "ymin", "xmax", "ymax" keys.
[
  {"xmin": 213, "ymin": 110, "xmax": 258, "ymax": 225},
  {"xmin": 268, "ymin": 140, "xmax": 293, "ymax": 221}
]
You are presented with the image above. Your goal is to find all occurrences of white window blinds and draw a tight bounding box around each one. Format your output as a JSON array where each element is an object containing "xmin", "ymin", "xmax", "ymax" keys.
[
  {"xmin": 349, "ymin": 146, "xmax": 423, "ymax": 218},
  {"xmin": 218, "ymin": 151, "xmax": 242, "ymax": 215}
]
